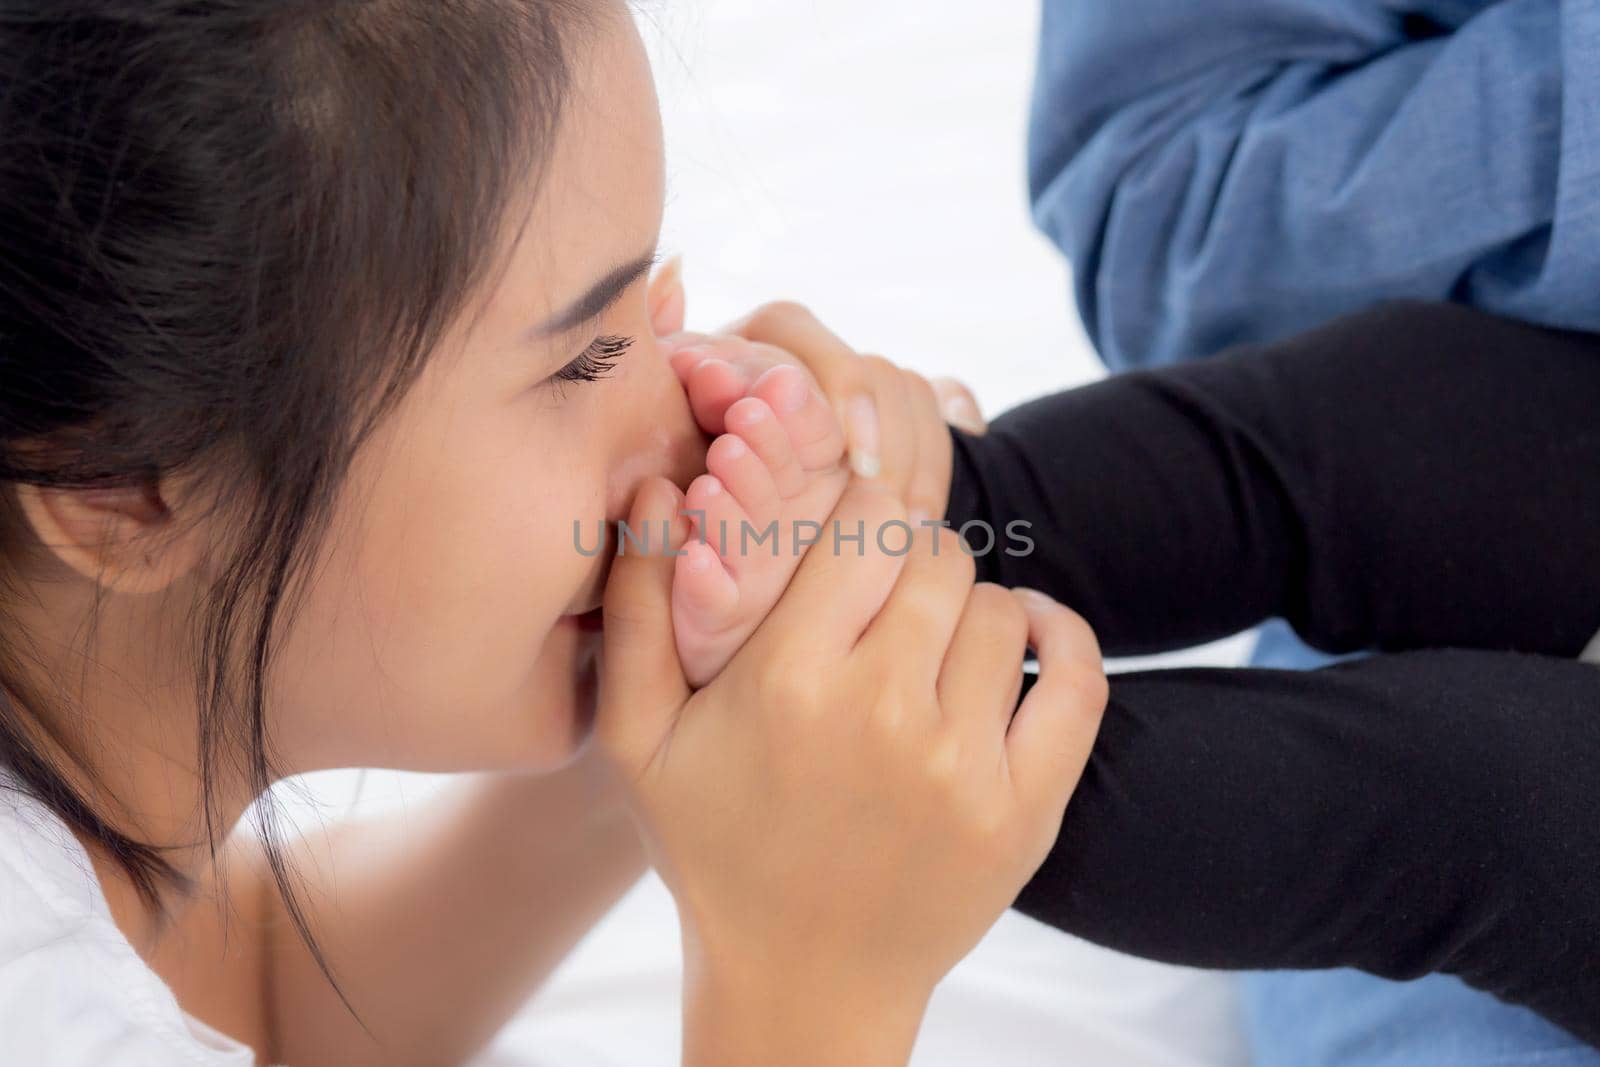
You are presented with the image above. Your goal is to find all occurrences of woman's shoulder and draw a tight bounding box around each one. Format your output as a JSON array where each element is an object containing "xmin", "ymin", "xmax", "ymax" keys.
[{"xmin": 0, "ymin": 777, "xmax": 257, "ymax": 1066}]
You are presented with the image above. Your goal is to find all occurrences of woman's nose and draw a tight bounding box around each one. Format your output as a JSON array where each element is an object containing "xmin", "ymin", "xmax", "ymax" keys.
[{"xmin": 606, "ymin": 347, "xmax": 708, "ymax": 516}]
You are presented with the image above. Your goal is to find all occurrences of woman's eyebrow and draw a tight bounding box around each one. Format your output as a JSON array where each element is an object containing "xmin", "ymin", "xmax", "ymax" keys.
[{"xmin": 533, "ymin": 250, "xmax": 660, "ymax": 337}]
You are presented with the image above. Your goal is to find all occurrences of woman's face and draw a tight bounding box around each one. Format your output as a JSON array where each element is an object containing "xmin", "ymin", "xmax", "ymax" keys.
[{"xmin": 270, "ymin": 8, "xmax": 704, "ymax": 774}]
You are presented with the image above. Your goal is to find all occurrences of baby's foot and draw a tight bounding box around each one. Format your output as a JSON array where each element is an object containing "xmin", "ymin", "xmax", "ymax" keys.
[{"xmin": 672, "ymin": 363, "xmax": 850, "ymax": 688}]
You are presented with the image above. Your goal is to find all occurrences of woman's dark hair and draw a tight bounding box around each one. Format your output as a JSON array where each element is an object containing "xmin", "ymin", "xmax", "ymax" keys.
[{"xmin": 0, "ymin": 0, "xmax": 596, "ymax": 1009}]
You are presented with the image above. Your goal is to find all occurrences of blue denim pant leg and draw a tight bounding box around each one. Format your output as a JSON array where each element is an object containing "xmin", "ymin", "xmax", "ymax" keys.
[
  {"xmin": 1243, "ymin": 620, "xmax": 1600, "ymax": 1067},
  {"xmin": 1244, "ymin": 970, "xmax": 1599, "ymax": 1067}
]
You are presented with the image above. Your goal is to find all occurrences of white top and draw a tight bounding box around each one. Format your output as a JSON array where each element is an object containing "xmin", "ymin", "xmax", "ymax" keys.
[{"xmin": 0, "ymin": 773, "xmax": 257, "ymax": 1066}]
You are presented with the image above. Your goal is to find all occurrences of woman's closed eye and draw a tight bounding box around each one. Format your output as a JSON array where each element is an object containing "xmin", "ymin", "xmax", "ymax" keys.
[{"xmin": 547, "ymin": 334, "xmax": 635, "ymax": 393}]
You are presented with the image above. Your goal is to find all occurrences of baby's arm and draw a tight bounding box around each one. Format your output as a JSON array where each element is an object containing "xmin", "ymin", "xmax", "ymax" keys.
[{"xmin": 948, "ymin": 300, "xmax": 1600, "ymax": 659}]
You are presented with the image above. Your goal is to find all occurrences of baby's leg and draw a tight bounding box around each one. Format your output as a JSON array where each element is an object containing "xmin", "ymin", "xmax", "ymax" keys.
[
  {"xmin": 1014, "ymin": 648, "xmax": 1600, "ymax": 1048},
  {"xmin": 672, "ymin": 363, "xmax": 849, "ymax": 688},
  {"xmin": 949, "ymin": 301, "xmax": 1600, "ymax": 659}
]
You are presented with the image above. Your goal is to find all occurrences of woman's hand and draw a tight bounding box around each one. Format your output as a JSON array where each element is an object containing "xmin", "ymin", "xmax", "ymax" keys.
[{"xmin": 596, "ymin": 473, "xmax": 1107, "ymax": 1065}]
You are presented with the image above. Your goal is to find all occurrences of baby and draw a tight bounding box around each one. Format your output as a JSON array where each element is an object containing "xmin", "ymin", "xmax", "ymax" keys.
[{"xmin": 655, "ymin": 295, "xmax": 1600, "ymax": 1049}]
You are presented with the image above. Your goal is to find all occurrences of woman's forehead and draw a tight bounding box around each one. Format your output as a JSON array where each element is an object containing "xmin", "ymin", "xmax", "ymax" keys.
[{"xmin": 489, "ymin": 6, "xmax": 665, "ymax": 333}]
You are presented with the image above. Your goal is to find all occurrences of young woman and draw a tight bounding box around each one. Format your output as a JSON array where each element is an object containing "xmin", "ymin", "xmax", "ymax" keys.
[{"xmin": 0, "ymin": 3, "xmax": 1107, "ymax": 1064}]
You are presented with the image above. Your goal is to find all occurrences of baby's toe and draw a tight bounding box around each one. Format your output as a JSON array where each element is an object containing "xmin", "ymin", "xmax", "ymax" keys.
[
  {"xmin": 674, "ymin": 539, "xmax": 740, "ymax": 621},
  {"xmin": 752, "ymin": 364, "xmax": 846, "ymax": 473},
  {"xmin": 684, "ymin": 356, "xmax": 751, "ymax": 436},
  {"xmin": 707, "ymin": 432, "xmax": 781, "ymax": 526},
  {"xmin": 672, "ymin": 541, "xmax": 741, "ymax": 687},
  {"xmin": 684, "ymin": 471, "xmax": 760, "ymax": 579},
  {"xmin": 725, "ymin": 396, "xmax": 805, "ymax": 499}
]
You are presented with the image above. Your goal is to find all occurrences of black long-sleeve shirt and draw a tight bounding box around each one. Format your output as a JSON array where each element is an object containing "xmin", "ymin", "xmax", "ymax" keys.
[{"xmin": 947, "ymin": 301, "xmax": 1600, "ymax": 1045}]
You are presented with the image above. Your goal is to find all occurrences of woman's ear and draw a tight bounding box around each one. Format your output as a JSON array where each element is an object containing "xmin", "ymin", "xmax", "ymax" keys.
[{"xmin": 14, "ymin": 472, "xmax": 213, "ymax": 595}]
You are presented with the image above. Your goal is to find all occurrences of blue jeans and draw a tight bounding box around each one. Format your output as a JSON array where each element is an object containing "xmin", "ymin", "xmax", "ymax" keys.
[{"xmin": 1243, "ymin": 621, "xmax": 1599, "ymax": 1067}]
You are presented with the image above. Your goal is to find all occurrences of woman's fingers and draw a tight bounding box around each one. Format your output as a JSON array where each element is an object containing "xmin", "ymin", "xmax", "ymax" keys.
[
  {"xmin": 739, "ymin": 479, "xmax": 911, "ymax": 664},
  {"xmin": 596, "ymin": 475, "xmax": 694, "ymax": 771},
  {"xmin": 857, "ymin": 519, "xmax": 978, "ymax": 695},
  {"xmin": 935, "ymin": 582, "xmax": 1030, "ymax": 740},
  {"xmin": 1002, "ymin": 591, "xmax": 1108, "ymax": 838},
  {"xmin": 902, "ymin": 369, "xmax": 954, "ymax": 524},
  {"xmin": 858, "ymin": 354, "xmax": 914, "ymax": 490},
  {"xmin": 931, "ymin": 376, "xmax": 986, "ymax": 435}
]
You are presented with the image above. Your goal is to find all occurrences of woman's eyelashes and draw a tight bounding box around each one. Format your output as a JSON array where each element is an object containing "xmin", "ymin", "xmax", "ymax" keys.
[{"xmin": 547, "ymin": 334, "xmax": 636, "ymax": 395}]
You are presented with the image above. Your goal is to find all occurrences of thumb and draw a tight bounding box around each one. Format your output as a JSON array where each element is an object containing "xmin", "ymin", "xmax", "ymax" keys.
[
  {"xmin": 648, "ymin": 255, "xmax": 686, "ymax": 337},
  {"xmin": 596, "ymin": 475, "xmax": 693, "ymax": 771}
]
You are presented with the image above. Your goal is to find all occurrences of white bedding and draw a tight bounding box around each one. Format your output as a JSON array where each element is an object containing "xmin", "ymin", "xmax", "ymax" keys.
[{"xmin": 470, "ymin": 873, "xmax": 1249, "ymax": 1067}]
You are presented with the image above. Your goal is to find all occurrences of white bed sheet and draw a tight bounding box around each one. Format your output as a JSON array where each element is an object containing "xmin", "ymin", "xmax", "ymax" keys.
[{"xmin": 470, "ymin": 873, "xmax": 1249, "ymax": 1067}]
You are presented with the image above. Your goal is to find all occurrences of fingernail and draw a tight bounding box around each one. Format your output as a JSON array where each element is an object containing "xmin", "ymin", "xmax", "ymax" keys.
[
  {"xmin": 1016, "ymin": 587, "xmax": 1057, "ymax": 610},
  {"xmin": 909, "ymin": 508, "xmax": 930, "ymax": 527},
  {"xmin": 944, "ymin": 393, "xmax": 980, "ymax": 421},
  {"xmin": 945, "ymin": 399, "xmax": 984, "ymax": 436},
  {"xmin": 851, "ymin": 450, "xmax": 881, "ymax": 480},
  {"xmin": 656, "ymin": 253, "xmax": 684, "ymax": 292},
  {"xmin": 731, "ymin": 399, "xmax": 769, "ymax": 428},
  {"xmin": 845, "ymin": 394, "xmax": 880, "ymax": 479}
]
